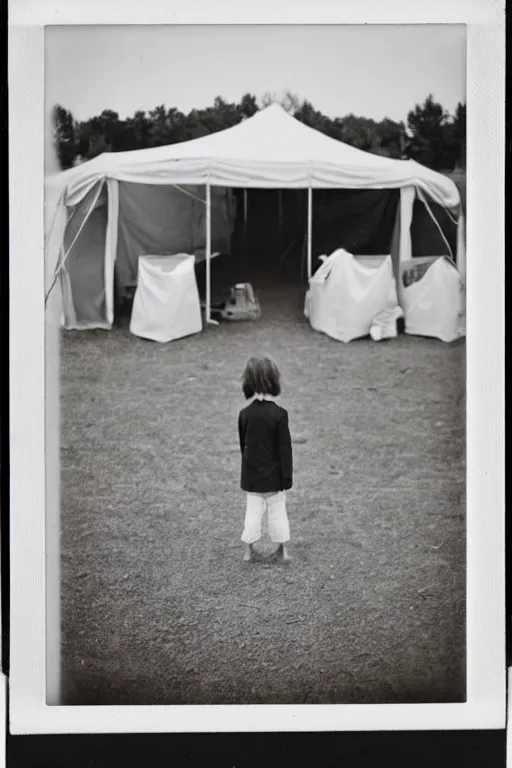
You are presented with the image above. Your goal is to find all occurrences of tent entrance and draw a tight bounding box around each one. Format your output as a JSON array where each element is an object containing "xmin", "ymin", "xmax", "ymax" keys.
[
  {"xmin": 230, "ymin": 188, "xmax": 309, "ymax": 283},
  {"xmin": 196, "ymin": 186, "xmax": 402, "ymax": 324},
  {"xmin": 217, "ymin": 186, "xmax": 401, "ymax": 293}
]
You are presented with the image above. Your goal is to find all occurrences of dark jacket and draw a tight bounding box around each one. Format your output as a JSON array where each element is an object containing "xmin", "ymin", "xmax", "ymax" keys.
[{"xmin": 238, "ymin": 399, "xmax": 293, "ymax": 493}]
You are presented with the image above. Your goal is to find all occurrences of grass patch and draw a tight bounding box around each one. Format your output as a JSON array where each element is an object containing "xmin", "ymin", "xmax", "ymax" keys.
[{"xmin": 60, "ymin": 278, "xmax": 466, "ymax": 705}]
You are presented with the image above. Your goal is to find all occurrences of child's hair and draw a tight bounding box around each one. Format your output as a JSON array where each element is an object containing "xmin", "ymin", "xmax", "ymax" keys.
[{"xmin": 242, "ymin": 356, "xmax": 281, "ymax": 400}]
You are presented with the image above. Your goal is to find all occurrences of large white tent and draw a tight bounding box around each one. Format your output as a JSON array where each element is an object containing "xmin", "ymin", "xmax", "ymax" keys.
[{"xmin": 45, "ymin": 104, "xmax": 464, "ymax": 330}]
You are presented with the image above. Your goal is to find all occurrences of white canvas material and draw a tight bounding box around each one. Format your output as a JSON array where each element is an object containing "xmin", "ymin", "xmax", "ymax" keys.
[
  {"xmin": 59, "ymin": 184, "xmax": 111, "ymax": 331},
  {"xmin": 129, "ymin": 254, "xmax": 203, "ymax": 343},
  {"xmin": 45, "ymin": 105, "xmax": 462, "ymax": 331},
  {"xmin": 54, "ymin": 105, "xmax": 460, "ymax": 206},
  {"xmin": 305, "ymin": 250, "xmax": 399, "ymax": 343},
  {"xmin": 370, "ymin": 305, "xmax": 404, "ymax": 341},
  {"xmin": 399, "ymin": 257, "xmax": 465, "ymax": 343},
  {"xmin": 116, "ymin": 182, "xmax": 234, "ymax": 291},
  {"xmin": 45, "ymin": 173, "xmax": 234, "ymax": 330}
]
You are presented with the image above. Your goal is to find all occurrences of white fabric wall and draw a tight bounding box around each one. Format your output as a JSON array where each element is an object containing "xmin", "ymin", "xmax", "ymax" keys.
[
  {"xmin": 61, "ymin": 184, "xmax": 109, "ymax": 329},
  {"xmin": 58, "ymin": 183, "xmax": 235, "ymax": 330},
  {"xmin": 116, "ymin": 183, "xmax": 234, "ymax": 291}
]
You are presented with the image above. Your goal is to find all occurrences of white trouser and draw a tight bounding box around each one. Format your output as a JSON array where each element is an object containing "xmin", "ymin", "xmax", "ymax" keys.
[{"xmin": 241, "ymin": 491, "xmax": 290, "ymax": 544}]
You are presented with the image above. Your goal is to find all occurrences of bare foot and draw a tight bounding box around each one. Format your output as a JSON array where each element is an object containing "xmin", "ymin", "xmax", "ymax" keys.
[{"xmin": 243, "ymin": 546, "xmax": 253, "ymax": 562}]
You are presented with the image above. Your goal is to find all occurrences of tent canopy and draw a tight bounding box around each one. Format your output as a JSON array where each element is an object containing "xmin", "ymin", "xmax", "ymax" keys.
[{"xmin": 50, "ymin": 105, "xmax": 460, "ymax": 210}]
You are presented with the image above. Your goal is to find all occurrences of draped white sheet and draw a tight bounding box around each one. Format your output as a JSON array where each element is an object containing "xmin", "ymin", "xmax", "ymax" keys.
[
  {"xmin": 304, "ymin": 250, "xmax": 399, "ymax": 343},
  {"xmin": 130, "ymin": 254, "xmax": 203, "ymax": 343},
  {"xmin": 399, "ymin": 257, "xmax": 464, "ymax": 342}
]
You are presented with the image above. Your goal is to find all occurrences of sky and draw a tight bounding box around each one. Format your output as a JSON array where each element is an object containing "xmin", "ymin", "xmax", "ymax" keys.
[{"xmin": 45, "ymin": 24, "xmax": 466, "ymax": 124}]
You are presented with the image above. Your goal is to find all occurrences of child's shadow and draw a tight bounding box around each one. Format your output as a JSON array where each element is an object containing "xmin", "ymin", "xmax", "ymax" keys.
[{"xmin": 249, "ymin": 547, "xmax": 290, "ymax": 566}]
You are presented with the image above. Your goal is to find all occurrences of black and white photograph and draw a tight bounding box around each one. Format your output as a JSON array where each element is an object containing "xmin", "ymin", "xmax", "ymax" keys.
[{"xmin": 42, "ymin": 23, "xmax": 471, "ymax": 709}]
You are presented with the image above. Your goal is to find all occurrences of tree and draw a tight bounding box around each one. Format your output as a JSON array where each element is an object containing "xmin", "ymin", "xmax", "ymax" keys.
[
  {"xmin": 123, "ymin": 110, "xmax": 150, "ymax": 150},
  {"xmin": 260, "ymin": 90, "xmax": 277, "ymax": 109},
  {"xmin": 239, "ymin": 93, "xmax": 259, "ymax": 119},
  {"xmin": 334, "ymin": 114, "xmax": 380, "ymax": 153},
  {"xmin": 75, "ymin": 109, "xmax": 123, "ymax": 160},
  {"xmin": 447, "ymin": 102, "xmax": 466, "ymax": 168},
  {"xmin": 148, "ymin": 105, "xmax": 170, "ymax": 146},
  {"xmin": 293, "ymin": 99, "xmax": 331, "ymax": 134},
  {"xmin": 53, "ymin": 93, "xmax": 463, "ymax": 171},
  {"xmin": 198, "ymin": 97, "xmax": 241, "ymax": 134},
  {"xmin": 184, "ymin": 108, "xmax": 210, "ymax": 140},
  {"xmin": 280, "ymin": 91, "xmax": 302, "ymax": 114},
  {"xmin": 406, "ymin": 94, "xmax": 454, "ymax": 170},
  {"xmin": 53, "ymin": 104, "xmax": 77, "ymax": 169},
  {"xmin": 376, "ymin": 118, "xmax": 406, "ymax": 159}
]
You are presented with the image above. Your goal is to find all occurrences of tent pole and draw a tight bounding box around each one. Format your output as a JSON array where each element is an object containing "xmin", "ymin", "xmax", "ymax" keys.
[
  {"xmin": 307, "ymin": 180, "xmax": 313, "ymax": 280},
  {"xmin": 399, "ymin": 186, "xmax": 415, "ymax": 265},
  {"xmin": 206, "ymin": 178, "xmax": 212, "ymax": 324},
  {"xmin": 278, "ymin": 189, "xmax": 283, "ymax": 244},
  {"xmin": 105, "ymin": 179, "xmax": 119, "ymax": 328},
  {"xmin": 243, "ymin": 188, "xmax": 248, "ymax": 255}
]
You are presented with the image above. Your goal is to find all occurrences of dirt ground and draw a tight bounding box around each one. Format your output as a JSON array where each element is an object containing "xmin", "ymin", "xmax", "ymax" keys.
[{"xmin": 60, "ymin": 275, "xmax": 466, "ymax": 705}]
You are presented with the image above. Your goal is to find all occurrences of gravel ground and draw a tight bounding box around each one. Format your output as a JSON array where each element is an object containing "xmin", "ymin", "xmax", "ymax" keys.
[{"xmin": 60, "ymin": 275, "xmax": 466, "ymax": 705}]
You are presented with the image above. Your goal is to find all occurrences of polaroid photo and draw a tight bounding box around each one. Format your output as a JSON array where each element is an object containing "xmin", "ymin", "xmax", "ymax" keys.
[{"xmin": 8, "ymin": 0, "xmax": 505, "ymax": 735}]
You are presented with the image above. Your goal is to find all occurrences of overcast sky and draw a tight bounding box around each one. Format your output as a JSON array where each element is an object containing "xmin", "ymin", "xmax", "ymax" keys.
[{"xmin": 45, "ymin": 24, "xmax": 466, "ymax": 124}]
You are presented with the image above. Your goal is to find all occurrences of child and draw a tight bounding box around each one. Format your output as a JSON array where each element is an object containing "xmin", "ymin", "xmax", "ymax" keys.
[{"xmin": 238, "ymin": 356, "xmax": 293, "ymax": 562}]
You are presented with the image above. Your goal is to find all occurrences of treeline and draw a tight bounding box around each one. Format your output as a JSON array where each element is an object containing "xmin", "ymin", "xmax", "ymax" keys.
[{"xmin": 53, "ymin": 91, "xmax": 466, "ymax": 174}]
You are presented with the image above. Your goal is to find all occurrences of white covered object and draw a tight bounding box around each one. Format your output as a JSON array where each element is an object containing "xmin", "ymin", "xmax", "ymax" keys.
[
  {"xmin": 305, "ymin": 250, "xmax": 399, "ymax": 343},
  {"xmin": 399, "ymin": 257, "xmax": 464, "ymax": 343},
  {"xmin": 130, "ymin": 254, "xmax": 202, "ymax": 343},
  {"xmin": 370, "ymin": 305, "xmax": 404, "ymax": 341}
]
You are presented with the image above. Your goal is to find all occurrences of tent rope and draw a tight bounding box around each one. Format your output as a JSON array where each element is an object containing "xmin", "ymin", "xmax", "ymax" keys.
[
  {"xmin": 45, "ymin": 182, "xmax": 105, "ymax": 306},
  {"xmin": 45, "ymin": 190, "xmax": 79, "ymax": 261},
  {"xmin": 444, "ymin": 206, "xmax": 459, "ymax": 226},
  {"xmin": 45, "ymin": 191, "xmax": 65, "ymax": 251},
  {"xmin": 173, "ymin": 184, "xmax": 210, "ymax": 205},
  {"xmin": 45, "ymin": 181, "xmax": 232, "ymax": 308},
  {"xmin": 173, "ymin": 184, "xmax": 229, "ymax": 217},
  {"xmin": 416, "ymin": 188, "xmax": 456, "ymax": 265}
]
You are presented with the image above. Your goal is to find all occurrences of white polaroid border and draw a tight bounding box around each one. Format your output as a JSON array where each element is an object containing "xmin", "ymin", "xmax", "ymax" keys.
[{"xmin": 8, "ymin": 0, "xmax": 505, "ymax": 734}]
